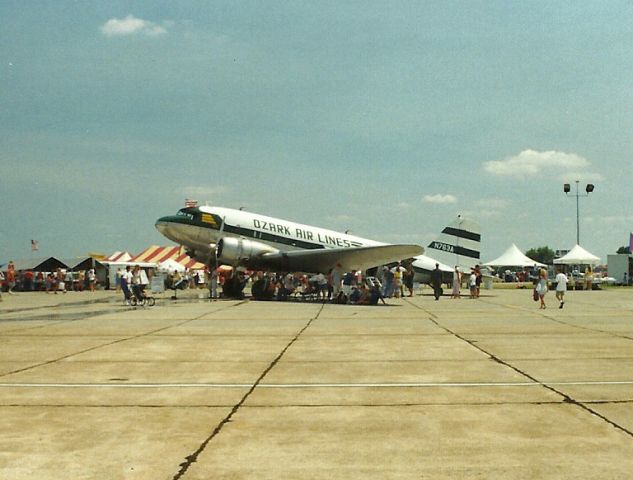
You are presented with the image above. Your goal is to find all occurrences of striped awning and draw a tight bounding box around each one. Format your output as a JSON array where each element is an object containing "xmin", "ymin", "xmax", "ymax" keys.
[
  {"xmin": 131, "ymin": 245, "xmax": 205, "ymax": 270},
  {"xmin": 104, "ymin": 251, "xmax": 133, "ymax": 262}
]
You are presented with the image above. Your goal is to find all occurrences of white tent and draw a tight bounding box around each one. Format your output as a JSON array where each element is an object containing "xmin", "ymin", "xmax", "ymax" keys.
[
  {"xmin": 158, "ymin": 258, "xmax": 186, "ymax": 273},
  {"xmin": 554, "ymin": 244, "xmax": 600, "ymax": 265},
  {"xmin": 483, "ymin": 244, "xmax": 546, "ymax": 267}
]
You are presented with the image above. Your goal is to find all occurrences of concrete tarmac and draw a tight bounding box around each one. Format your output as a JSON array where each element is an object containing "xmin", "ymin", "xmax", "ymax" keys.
[{"xmin": 1, "ymin": 287, "xmax": 633, "ymax": 479}]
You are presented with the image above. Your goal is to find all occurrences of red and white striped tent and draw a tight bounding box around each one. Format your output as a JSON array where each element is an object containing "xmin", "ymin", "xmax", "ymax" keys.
[
  {"xmin": 104, "ymin": 251, "xmax": 133, "ymax": 262},
  {"xmin": 131, "ymin": 245, "xmax": 206, "ymax": 270}
]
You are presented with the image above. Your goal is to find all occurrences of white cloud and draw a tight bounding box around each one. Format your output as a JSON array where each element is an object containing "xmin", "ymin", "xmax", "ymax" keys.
[
  {"xmin": 100, "ymin": 15, "xmax": 167, "ymax": 37},
  {"xmin": 423, "ymin": 194, "xmax": 457, "ymax": 204},
  {"xmin": 483, "ymin": 149, "xmax": 599, "ymax": 179}
]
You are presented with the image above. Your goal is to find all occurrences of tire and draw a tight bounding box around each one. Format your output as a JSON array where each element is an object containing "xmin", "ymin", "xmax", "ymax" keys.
[
  {"xmin": 147, "ymin": 297, "xmax": 155, "ymax": 307},
  {"xmin": 130, "ymin": 297, "xmax": 138, "ymax": 307}
]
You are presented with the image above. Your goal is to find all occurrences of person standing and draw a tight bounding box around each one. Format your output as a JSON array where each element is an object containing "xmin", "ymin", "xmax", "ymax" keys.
[
  {"xmin": 469, "ymin": 269, "xmax": 477, "ymax": 299},
  {"xmin": 555, "ymin": 268, "xmax": 568, "ymax": 309},
  {"xmin": 331, "ymin": 263, "xmax": 343, "ymax": 300},
  {"xmin": 451, "ymin": 266, "xmax": 461, "ymax": 299},
  {"xmin": 474, "ymin": 265, "xmax": 482, "ymax": 298},
  {"xmin": 584, "ymin": 265, "xmax": 593, "ymax": 291},
  {"xmin": 87, "ymin": 268, "xmax": 96, "ymax": 292},
  {"xmin": 6, "ymin": 261, "xmax": 16, "ymax": 295},
  {"xmin": 209, "ymin": 268, "xmax": 218, "ymax": 300},
  {"xmin": 536, "ymin": 267, "xmax": 548, "ymax": 309},
  {"xmin": 403, "ymin": 264, "xmax": 414, "ymax": 297},
  {"xmin": 430, "ymin": 263, "xmax": 443, "ymax": 301},
  {"xmin": 391, "ymin": 262, "xmax": 405, "ymax": 298},
  {"xmin": 315, "ymin": 272, "xmax": 328, "ymax": 300}
]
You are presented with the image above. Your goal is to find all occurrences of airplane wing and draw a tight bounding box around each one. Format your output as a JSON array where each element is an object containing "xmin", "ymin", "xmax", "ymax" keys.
[{"xmin": 247, "ymin": 244, "xmax": 424, "ymax": 273}]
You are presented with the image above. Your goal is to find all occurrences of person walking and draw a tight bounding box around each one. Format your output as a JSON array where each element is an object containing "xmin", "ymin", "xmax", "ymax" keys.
[
  {"xmin": 430, "ymin": 263, "xmax": 443, "ymax": 301},
  {"xmin": 536, "ymin": 267, "xmax": 549, "ymax": 309},
  {"xmin": 555, "ymin": 268, "xmax": 568, "ymax": 309},
  {"xmin": 120, "ymin": 266, "xmax": 133, "ymax": 305}
]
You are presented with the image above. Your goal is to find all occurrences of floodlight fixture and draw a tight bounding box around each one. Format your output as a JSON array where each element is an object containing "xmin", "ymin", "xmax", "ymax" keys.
[{"xmin": 563, "ymin": 180, "xmax": 595, "ymax": 246}]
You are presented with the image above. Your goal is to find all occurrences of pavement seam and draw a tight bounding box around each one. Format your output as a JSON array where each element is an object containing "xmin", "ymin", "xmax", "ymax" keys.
[
  {"xmin": 404, "ymin": 298, "xmax": 633, "ymax": 439},
  {"xmin": 171, "ymin": 302, "xmax": 325, "ymax": 480},
  {"xmin": 0, "ymin": 301, "xmax": 248, "ymax": 379}
]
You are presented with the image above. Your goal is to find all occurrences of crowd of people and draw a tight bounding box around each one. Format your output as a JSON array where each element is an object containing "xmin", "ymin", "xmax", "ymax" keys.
[
  {"xmin": 2, "ymin": 257, "xmax": 584, "ymax": 311},
  {"xmin": 247, "ymin": 269, "xmax": 386, "ymax": 305},
  {"xmin": 200, "ymin": 261, "xmax": 479, "ymax": 306},
  {"xmin": 0, "ymin": 261, "xmax": 98, "ymax": 298}
]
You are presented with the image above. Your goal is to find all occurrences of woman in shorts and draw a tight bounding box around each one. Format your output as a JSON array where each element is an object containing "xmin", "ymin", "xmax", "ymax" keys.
[{"xmin": 536, "ymin": 267, "xmax": 548, "ymax": 309}]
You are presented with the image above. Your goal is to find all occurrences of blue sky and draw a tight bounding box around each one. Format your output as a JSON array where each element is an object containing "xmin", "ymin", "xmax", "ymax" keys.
[{"xmin": 2, "ymin": 1, "xmax": 632, "ymax": 263}]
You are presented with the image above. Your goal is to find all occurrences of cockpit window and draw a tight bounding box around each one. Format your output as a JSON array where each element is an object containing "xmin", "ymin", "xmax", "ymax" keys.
[{"xmin": 176, "ymin": 209, "xmax": 195, "ymax": 220}]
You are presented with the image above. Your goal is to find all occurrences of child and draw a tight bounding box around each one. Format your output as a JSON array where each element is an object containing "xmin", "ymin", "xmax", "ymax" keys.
[{"xmin": 469, "ymin": 269, "xmax": 477, "ymax": 299}]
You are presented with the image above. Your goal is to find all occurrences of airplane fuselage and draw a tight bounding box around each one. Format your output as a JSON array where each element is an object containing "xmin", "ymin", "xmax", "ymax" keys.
[
  {"xmin": 156, "ymin": 206, "xmax": 383, "ymax": 257},
  {"xmin": 156, "ymin": 206, "xmax": 458, "ymax": 283}
]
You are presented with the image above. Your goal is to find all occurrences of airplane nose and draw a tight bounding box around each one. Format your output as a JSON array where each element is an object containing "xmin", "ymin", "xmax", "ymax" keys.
[
  {"xmin": 155, "ymin": 216, "xmax": 172, "ymax": 234},
  {"xmin": 155, "ymin": 215, "xmax": 183, "ymax": 239}
]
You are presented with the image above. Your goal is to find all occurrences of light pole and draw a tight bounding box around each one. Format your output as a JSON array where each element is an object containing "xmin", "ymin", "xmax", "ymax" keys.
[{"xmin": 563, "ymin": 180, "xmax": 594, "ymax": 245}]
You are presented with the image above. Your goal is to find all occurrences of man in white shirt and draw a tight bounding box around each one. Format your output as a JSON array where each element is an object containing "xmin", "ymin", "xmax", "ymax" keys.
[{"xmin": 555, "ymin": 268, "xmax": 568, "ymax": 309}]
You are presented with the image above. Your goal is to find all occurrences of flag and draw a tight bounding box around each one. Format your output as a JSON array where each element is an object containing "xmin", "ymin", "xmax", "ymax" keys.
[
  {"xmin": 185, "ymin": 198, "xmax": 198, "ymax": 207},
  {"xmin": 31, "ymin": 239, "xmax": 39, "ymax": 251}
]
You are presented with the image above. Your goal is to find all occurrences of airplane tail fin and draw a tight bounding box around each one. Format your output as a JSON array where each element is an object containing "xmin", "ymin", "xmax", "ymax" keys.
[{"xmin": 426, "ymin": 215, "xmax": 481, "ymax": 272}]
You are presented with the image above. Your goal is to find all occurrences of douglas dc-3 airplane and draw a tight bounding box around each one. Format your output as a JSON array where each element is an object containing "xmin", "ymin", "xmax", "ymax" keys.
[
  {"xmin": 155, "ymin": 205, "xmax": 481, "ymax": 289},
  {"xmin": 156, "ymin": 206, "xmax": 481, "ymax": 283}
]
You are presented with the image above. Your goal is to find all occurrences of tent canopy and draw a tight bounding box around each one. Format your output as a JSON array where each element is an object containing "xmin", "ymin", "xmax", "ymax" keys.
[
  {"xmin": 58, "ymin": 257, "xmax": 106, "ymax": 271},
  {"xmin": 104, "ymin": 251, "xmax": 132, "ymax": 262},
  {"xmin": 483, "ymin": 244, "xmax": 546, "ymax": 268},
  {"xmin": 132, "ymin": 245, "xmax": 205, "ymax": 270},
  {"xmin": 158, "ymin": 258, "xmax": 186, "ymax": 273},
  {"xmin": 553, "ymin": 244, "xmax": 600, "ymax": 265},
  {"xmin": 1, "ymin": 257, "xmax": 69, "ymax": 272}
]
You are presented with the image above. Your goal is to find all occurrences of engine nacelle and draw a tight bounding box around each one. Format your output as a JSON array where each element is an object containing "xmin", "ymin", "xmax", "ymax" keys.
[{"xmin": 216, "ymin": 237, "xmax": 277, "ymax": 264}]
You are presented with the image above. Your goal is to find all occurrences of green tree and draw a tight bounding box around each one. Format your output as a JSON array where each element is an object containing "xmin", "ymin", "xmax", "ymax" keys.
[
  {"xmin": 525, "ymin": 246, "xmax": 556, "ymax": 264},
  {"xmin": 616, "ymin": 246, "xmax": 631, "ymax": 254}
]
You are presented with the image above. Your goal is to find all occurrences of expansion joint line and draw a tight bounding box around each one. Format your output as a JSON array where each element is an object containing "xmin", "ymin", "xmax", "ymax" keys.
[
  {"xmin": 403, "ymin": 298, "xmax": 633, "ymax": 439},
  {"xmin": 171, "ymin": 302, "xmax": 325, "ymax": 480},
  {"xmin": 0, "ymin": 301, "xmax": 247, "ymax": 379}
]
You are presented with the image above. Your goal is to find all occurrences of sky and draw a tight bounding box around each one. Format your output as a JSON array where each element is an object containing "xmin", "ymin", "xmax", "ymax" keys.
[{"xmin": 2, "ymin": 1, "xmax": 632, "ymax": 264}]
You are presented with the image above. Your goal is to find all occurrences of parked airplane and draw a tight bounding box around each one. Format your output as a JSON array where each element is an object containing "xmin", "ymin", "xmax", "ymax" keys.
[{"xmin": 155, "ymin": 205, "xmax": 480, "ymax": 286}]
